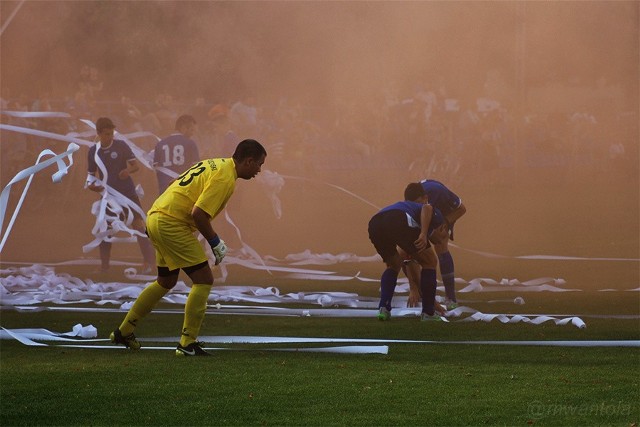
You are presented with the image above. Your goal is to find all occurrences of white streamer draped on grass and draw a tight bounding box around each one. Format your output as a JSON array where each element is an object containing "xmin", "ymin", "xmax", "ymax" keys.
[
  {"xmin": 0, "ymin": 326, "xmax": 388, "ymax": 354},
  {"xmin": 1, "ymin": 327, "xmax": 637, "ymax": 349},
  {"xmin": 6, "ymin": 264, "xmax": 638, "ymax": 329}
]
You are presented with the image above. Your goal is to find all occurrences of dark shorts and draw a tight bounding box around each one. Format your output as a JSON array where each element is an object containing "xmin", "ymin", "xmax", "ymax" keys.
[{"xmin": 368, "ymin": 210, "xmax": 427, "ymax": 264}]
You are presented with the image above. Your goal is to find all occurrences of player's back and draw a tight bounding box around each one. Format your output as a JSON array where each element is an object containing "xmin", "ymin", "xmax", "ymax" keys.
[
  {"xmin": 149, "ymin": 158, "xmax": 236, "ymax": 228},
  {"xmin": 419, "ymin": 179, "xmax": 461, "ymax": 216}
]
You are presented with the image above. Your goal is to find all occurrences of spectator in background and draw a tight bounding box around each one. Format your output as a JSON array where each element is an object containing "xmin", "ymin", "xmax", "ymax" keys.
[
  {"xmin": 30, "ymin": 91, "xmax": 52, "ymax": 113},
  {"xmin": 79, "ymin": 65, "xmax": 91, "ymax": 82},
  {"xmin": 12, "ymin": 93, "xmax": 31, "ymax": 113},
  {"xmin": 66, "ymin": 89, "xmax": 93, "ymax": 120},
  {"xmin": 153, "ymin": 114, "xmax": 200, "ymax": 194},
  {"xmin": 88, "ymin": 66, "xmax": 104, "ymax": 98},
  {"xmin": 144, "ymin": 93, "xmax": 178, "ymax": 136},
  {"xmin": 31, "ymin": 91, "xmax": 67, "ymax": 135},
  {"xmin": 189, "ymin": 97, "xmax": 210, "ymax": 127},
  {"xmin": 188, "ymin": 97, "xmax": 212, "ymax": 145},
  {"xmin": 229, "ymin": 96, "xmax": 259, "ymax": 136},
  {"xmin": 115, "ymin": 95, "xmax": 144, "ymax": 133},
  {"xmin": 477, "ymin": 109, "xmax": 504, "ymax": 174},
  {"xmin": 207, "ymin": 103, "xmax": 239, "ymax": 158}
]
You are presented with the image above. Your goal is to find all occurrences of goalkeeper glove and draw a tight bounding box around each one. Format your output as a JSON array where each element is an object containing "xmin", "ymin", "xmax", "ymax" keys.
[{"xmin": 207, "ymin": 236, "xmax": 227, "ymax": 265}]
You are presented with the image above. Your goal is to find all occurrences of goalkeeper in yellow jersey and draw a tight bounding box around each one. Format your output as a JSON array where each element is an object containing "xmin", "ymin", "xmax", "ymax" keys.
[{"xmin": 110, "ymin": 139, "xmax": 267, "ymax": 356}]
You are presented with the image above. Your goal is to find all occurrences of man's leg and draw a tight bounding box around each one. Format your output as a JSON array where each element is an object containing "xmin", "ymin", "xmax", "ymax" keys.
[
  {"xmin": 119, "ymin": 273, "xmax": 176, "ymax": 335},
  {"xmin": 112, "ymin": 269, "xmax": 177, "ymax": 350},
  {"xmin": 98, "ymin": 241, "xmax": 111, "ymax": 272},
  {"xmin": 379, "ymin": 267, "xmax": 399, "ymax": 311},
  {"xmin": 435, "ymin": 238, "xmax": 457, "ymax": 308},
  {"xmin": 402, "ymin": 260, "xmax": 422, "ymax": 308},
  {"xmin": 376, "ymin": 252, "xmax": 403, "ymax": 320},
  {"xmin": 438, "ymin": 251, "xmax": 456, "ymax": 303},
  {"xmin": 179, "ymin": 262, "xmax": 214, "ymax": 348},
  {"xmin": 414, "ymin": 248, "xmax": 440, "ymax": 319},
  {"xmin": 419, "ymin": 268, "xmax": 438, "ymax": 315},
  {"xmin": 368, "ymin": 212, "xmax": 403, "ymax": 320}
]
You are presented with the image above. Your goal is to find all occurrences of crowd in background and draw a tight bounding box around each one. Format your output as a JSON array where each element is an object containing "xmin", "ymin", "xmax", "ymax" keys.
[{"xmin": 1, "ymin": 65, "xmax": 637, "ymax": 188}]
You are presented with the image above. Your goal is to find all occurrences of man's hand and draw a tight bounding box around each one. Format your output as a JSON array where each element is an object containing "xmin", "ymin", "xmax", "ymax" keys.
[
  {"xmin": 87, "ymin": 183, "xmax": 104, "ymax": 192},
  {"xmin": 407, "ymin": 291, "xmax": 421, "ymax": 308},
  {"xmin": 208, "ymin": 236, "xmax": 227, "ymax": 265},
  {"xmin": 414, "ymin": 233, "xmax": 428, "ymax": 250}
]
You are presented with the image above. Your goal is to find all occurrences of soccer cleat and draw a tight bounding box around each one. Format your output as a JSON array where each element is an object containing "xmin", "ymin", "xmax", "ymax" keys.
[
  {"xmin": 377, "ymin": 307, "xmax": 391, "ymax": 321},
  {"xmin": 176, "ymin": 341, "xmax": 212, "ymax": 357},
  {"xmin": 420, "ymin": 312, "xmax": 444, "ymax": 322},
  {"xmin": 444, "ymin": 300, "xmax": 459, "ymax": 311},
  {"xmin": 110, "ymin": 328, "xmax": 141, "ymax": 350},
  {"xmin": 434, "ymin": 301, "xmax": 447, "ymax": 317}
]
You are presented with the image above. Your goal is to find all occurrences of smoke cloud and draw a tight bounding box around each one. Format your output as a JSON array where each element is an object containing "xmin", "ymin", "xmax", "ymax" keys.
[{"xmin": 1, "ymin": 1, "xmax": 637, "ymax": 289}]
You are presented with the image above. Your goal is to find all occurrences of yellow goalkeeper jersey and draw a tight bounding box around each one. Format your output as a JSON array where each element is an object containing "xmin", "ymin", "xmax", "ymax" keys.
[{"xmin": 148, "ymin": 158, "xmax": 237, "ymax": 229}]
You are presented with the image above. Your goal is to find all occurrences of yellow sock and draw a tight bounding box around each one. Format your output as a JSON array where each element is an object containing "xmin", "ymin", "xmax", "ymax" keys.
[
  {"xmin": 179, "ymin": 284, "xmax": 212, "ymax": 347},
  {"xmin": 119, "ymin": 281, "xmax": 169, "ymax": 336}
]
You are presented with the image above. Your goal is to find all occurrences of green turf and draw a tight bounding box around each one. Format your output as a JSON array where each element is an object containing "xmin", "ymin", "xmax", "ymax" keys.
[{"xmin": 1, "ymin": 290, "xmax": 639, "ymax": 426}]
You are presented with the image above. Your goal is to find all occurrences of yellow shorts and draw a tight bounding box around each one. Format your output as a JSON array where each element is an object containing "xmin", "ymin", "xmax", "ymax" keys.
[{"xmin": 146, "ymin": 212, "xmax": 208, "ymax": 271}]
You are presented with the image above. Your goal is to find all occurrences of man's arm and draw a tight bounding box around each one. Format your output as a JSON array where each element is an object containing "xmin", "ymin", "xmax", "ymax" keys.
[
  {"xmin": 86, "ymin": 171, "xmax": 104, "ymax": 192},
  {"xmin": 191, "ymin": 206, "xmax": 217, "ymax": 240},
  {"xmin": 119, "ymin": 158, "xmax": 140, "ymax": 180},
  {"xmin": 192, "ymin": 205, "xmax": 227, "ymax": 265},
  {"xmin": 415, "ymin": 204, "xmax": 433, "ymax": 250}
]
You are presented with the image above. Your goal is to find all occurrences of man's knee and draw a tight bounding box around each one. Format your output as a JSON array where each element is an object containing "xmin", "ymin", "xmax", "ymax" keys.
[
  {"xmin": 185, "ymin": 261, "xmax": 214, "ymax": 285},
  {"xmin": 414, "ymin": 249, "xmax": 438, "ymax": 269},
  {"xmin": 384, "ymin": 253, "xmax": 404, "ymax": 273},
  {"xmin": 157, "ymin": 267, "xmax": 179, "ymax": 289}
]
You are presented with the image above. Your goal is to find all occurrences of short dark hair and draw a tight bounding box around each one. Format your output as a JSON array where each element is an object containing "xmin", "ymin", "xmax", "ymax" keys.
[
  {"xmin": 175, "ymin": 114, "xmax": 196, "ymax": 130},
  {"xmin": 404, "ymin": 182, "xmax": 426, "ymax": 202},
  {"xmin": 95, "ymin": 117, "xmax": 115, "ymax": 133},
  {"xmin": 232, "ymin": 139, "xmax": 267, "ymax": 161}
]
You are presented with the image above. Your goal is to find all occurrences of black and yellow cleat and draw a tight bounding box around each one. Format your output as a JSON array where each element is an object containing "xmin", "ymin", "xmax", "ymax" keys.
[
  {"xmin": 176, "ymin": 341, "xmax": 212, "ymax": 356},
  {"xmin": 110, "ymin": 328, "xmax": 141, "ymax": 351}
]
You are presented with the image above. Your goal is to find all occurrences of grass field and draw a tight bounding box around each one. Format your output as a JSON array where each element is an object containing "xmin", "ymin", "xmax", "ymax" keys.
[{"xmin": 1, "ymin": 270, "xmax": 638, "ymax": 426}]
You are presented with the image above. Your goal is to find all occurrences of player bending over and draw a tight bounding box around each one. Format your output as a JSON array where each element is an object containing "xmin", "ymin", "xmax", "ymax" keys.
[
  {"xmin": 403, "ymin": 179, "xmax": 466, "ymax": 311},
  {"xmin": 368, "ymin": 183, "xmax": 446, "ymax": 322},
  {"xmin": 110, "ymin": 139, "xmax": 266, "ymax": 356}
]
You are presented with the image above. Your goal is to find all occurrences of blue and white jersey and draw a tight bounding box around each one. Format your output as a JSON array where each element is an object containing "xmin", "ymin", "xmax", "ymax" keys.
[
  {"xmin": 153, "ymin": 134, "xmax": 200, "ymax": 193},
  {"xmin": 88, "ymin": 139, "xmax": 137, "ymax": 199},
  {"xmin": 379, "ymin": 201, "xmax": 444, "ymax": 233},
  {"xmin": 420, "ymin": 179, "xmax": 462, "ymax": 217}
]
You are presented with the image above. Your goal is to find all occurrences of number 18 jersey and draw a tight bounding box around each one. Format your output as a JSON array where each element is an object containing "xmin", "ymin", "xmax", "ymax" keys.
[
  {"xmin": 148, "ymin": 158, "xmax": 237, "ymax": 230},
  {"xmin": 153, "ymin": 134, "xmax": 200, "ymax": 194}
]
